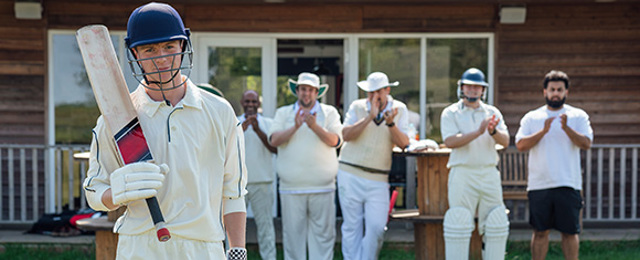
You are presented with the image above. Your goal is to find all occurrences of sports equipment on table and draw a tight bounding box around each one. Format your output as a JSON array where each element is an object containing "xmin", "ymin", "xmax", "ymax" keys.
[
  {"xmin": 483, "ymin": 205, "xmax": 509, "ymax": 260},
  {"xmin": 76, "ymin": 24, "xmax": 170, "ymax": 242}
]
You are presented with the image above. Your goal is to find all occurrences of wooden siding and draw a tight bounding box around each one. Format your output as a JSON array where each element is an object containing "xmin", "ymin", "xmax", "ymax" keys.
[
  {"xmin": 496, "ymin": 3, "xmax": 640, "ymax": 144},
  {"xmin": 0, "ymin": 1, "xmax": 638, "ymax": 144},
  {"xmin": 0, "ymin": 0, "xmax": 46, "ymax": 144}
]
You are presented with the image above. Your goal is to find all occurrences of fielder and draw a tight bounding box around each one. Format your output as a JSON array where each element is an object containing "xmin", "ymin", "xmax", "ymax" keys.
[
  {"xmin": 269, "ymin": 72, "xmax": 343, "ymax": 260},
  {"xmin": 83, "ymin": 3, "xmax": 247, "ymax": 259},
  {"xmin": 239, "ymin": 90, "xmax": 277, "ymax": 260},
  {"xmin": 516, "ymin": 70, "xmax": 592, "ymax": 260},
  {"xmin": 338, "ymin": 72, "xmax": 410, "ymax": 260},
  {"xmin": 440, "ymin": 68, "xmax": 510, "ymax": 260}
]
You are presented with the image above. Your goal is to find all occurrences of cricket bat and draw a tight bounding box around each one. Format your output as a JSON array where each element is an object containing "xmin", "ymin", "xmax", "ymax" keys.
[{"xmin": 76, "ymin": 25, "xmax": 170, "ymax": 242}]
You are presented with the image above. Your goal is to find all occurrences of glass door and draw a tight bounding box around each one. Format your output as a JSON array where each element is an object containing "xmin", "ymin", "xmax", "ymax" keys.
[{"xmin": 195, "ymin": 36, "xmax": 277, "ymax": 117}]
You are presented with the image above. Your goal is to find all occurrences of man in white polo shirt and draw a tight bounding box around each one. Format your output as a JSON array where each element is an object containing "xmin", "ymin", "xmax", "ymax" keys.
[
  {"xmin": 338, "ymin": 72, "xmax": 411, "ymax": 260},
  {"xmin": 269, "ymin": 72, "xmax": 343, "ymax": 260},
  {"xmin": 238, "ymin": 90, "xmax": 277, "ymax": 260},
  {"xmin": 440, "ymin": 68, "xmax": 510, "ymax": 260}
]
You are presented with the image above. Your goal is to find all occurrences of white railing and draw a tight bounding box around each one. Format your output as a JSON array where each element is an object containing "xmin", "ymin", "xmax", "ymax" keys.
[
  {"xmin": 1, "ymin": 144, "xmax": 638, "ymax": 225},
  {"xmin": 0, "ymin": 144, "xmax": 89, "ymax": 224},
  {"xmin": 501, "ymin": 144, "xmax": 640, "ymax": 223}
]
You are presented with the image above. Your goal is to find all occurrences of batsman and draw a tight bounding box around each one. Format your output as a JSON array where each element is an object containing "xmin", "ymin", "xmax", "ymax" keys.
[
  {"xmin": 82, "ymin": 3, "xmax": 248, "ymax": 259},
  {"xmin": 440, "ymin": 68, "xmax": 510, "ymax": 260}
]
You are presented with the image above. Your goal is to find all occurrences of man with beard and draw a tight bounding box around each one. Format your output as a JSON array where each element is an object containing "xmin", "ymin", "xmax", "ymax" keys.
[
  {"xmin": 239, "ymin": 90, "xmax": 277, "ymax": 260},
  {"xmin": 516, "ymin": 70, "xmax": 593, "ymax": 260},
  {"xmin": 440, "ymin": 68, "xmax": 510, "ymax": 260},
  {"xmin": 269, "ymin": 72, "xmax": 343, "ymax": 260},
  {"xmin": 337, "ymin": 72, "xmax": 410, "ymax": 260}
]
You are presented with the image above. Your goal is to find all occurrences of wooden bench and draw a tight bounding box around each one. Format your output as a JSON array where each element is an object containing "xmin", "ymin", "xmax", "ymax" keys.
[{"xmin": 499, "ymin": 147, "xmax": 529, "ymax": 201}]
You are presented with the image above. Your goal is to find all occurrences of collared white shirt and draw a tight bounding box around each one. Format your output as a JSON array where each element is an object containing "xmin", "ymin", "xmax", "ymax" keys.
[
  {"xmin": 292, "ymin": 100, "xmax": 320, "ymax": 116},
  {"xmin": 238, "ymin": 113, "xmax": 276, "ymax": 184},
  {"xmin": 440, "ymin": 100, "xmax": 508, "ymax": 168},
  {"xmin": 84, "ymin": 79, "xmax": 247, "ymax": 242}
]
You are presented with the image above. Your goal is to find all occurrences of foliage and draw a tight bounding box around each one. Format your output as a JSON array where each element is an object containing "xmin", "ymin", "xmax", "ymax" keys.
[{"xmin": 55, "ymin": 103, "xmax": 100, "ymax": 144}]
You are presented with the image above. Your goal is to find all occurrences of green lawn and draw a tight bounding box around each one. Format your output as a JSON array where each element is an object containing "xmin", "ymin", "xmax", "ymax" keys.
[{"xmin": 2, "ymin": 240, "xmax": 639, "ymax": 259}]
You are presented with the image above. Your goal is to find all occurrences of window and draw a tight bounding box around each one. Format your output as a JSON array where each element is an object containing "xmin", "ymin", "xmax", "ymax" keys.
[
  {"xmin": 357, "ymin": 35, "xmax": 492, "ymax": 142},
  {"xmin": 48, "ymin": 31, "xmax": 138, "ymax": 144}
]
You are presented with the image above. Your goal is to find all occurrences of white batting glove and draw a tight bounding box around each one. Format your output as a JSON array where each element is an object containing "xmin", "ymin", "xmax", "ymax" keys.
[
  {"xmin": 226, "ymin": 247, "xmax": 247, "ymax": 260},
  {"xmin": 110, "ymin": 162, "xmax": 169, "ymax": 206}
]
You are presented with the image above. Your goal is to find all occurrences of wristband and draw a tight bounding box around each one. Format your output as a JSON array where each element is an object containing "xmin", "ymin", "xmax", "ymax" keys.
[
  {"xmin": 386, "ymin": 122, "xmax": 395, "ymax": 127},
  {"xmin": 227, "ymin": 247, "xmax": 247, "ymax": 260},
  {"xmin": 489, "ymin": 129, "xmax": 497, "ymax": 136}
]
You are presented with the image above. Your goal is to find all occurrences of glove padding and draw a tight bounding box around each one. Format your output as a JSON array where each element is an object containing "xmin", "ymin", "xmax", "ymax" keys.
[
  {"xmin": 226, "ymin": 247, "xmax": 247, "ymax": 260},
  {"xmin": 110, "ymin": 162, "xmax": 169, "ymax": 206}
]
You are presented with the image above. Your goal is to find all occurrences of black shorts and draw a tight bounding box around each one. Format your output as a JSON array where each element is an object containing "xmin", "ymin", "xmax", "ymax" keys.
[{"xmin": 528, "ymin": 187, "xmax": 583, "ymax": 234}]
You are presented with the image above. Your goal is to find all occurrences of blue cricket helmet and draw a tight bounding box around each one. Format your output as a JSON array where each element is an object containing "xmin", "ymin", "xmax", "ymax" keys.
[
  {"xmin": 460, "ymin": 68, "xmax": 489, "ymax": 87},
  {"xmin": 125, "ymin": 2, "xmax": 190, "ymax": 49},
  {"xmin": 457, "ymin": 68, "xmax": 489, "ymax": 101},
  {"xmin": 124, "ymin": 2, "xmax": 193, "ymax": 92}
]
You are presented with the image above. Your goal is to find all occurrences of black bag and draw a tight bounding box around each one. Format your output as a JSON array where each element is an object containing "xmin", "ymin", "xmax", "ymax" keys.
[{"xmin": 27, "ymin": 209, "xmax": 77, "ymax": 236}]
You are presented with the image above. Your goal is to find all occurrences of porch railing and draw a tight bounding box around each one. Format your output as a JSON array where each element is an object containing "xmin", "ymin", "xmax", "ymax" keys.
[
  {"xmin": 501, "ymin": 144, "xmax": 640, "ymax": 224},
  {"xmin": 0, "ymin": 144, "xmax": 89, "ymax": 224},
  {"xmin": 1, "ymin": 144, "xmax": 638, "ymax": 225}
]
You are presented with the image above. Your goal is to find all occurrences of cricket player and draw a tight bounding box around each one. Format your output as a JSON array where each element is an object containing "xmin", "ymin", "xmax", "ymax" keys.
[
  {"xmin": 269, "ymin": 72, "xmax": 343, "ymax": 260},
  {"xmin": 338, "ymin": 72, "xmax": 411, "ymax": 260},
  {"xmin": 440, "ymin": 68, "xmax": 510, "ymax": 260},
  {"xmin": 83, "ymin": 3, "xmax": 247, "ymax": 259}
]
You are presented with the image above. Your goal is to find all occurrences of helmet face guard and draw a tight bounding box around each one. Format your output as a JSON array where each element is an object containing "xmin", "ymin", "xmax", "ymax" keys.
[
  {"xmin": 126, "ymin": 40, "xmax": 193, "ymax": 91},
  {"xmin": 125, "ymin": 2, "xmax": 193, "ymax": 91},
  {"xmin": 456, "ymin": 68, "xmax": 489, "ymax": 102}
]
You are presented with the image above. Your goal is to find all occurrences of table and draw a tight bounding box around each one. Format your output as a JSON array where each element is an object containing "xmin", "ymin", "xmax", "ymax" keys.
[{"xmin": 392, "ymin": 149, "xmax": 482, "ymax": 259}]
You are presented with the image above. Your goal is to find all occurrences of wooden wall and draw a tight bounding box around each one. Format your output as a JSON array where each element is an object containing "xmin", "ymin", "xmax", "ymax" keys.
[
  {"xmin": 496, "ymin": 3, "xmax": 640, "ymax": 144},
  {"xmin": 1, "ymin": 1, "xmax": 638, "ymax": 144},
  {"xmin": 0, "ymin": 0, "xmax": 47, "ymax": 144}
]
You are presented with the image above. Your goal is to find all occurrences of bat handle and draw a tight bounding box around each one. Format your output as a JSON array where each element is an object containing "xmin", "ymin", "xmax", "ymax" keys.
[{"xmin": 146, "ymin": 197, "xmax": 171, "ymax": 242}]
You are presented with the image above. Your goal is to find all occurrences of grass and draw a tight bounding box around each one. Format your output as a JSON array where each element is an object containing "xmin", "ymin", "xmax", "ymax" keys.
[
  {"xmin": 505, "ymin": 239, "xmax": 640, "ymax": 260},
  {"xmin": 2, "ymin": 240, "xmax": 639, "ymax": 259}
]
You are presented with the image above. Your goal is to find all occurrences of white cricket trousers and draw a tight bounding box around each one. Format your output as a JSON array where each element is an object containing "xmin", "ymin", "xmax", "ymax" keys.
[
  {"xmin": 246, "ymin": 182, "xmax": 276, "ymax": 260},
  {"xmin": 280, "ymin": 192, "xmax": 336, "ymax": 260},
  {"xmin": 448, "ymin": 165, "xmax": 504, "ymax": 235},
  {"xmin": 117, "ymin": 229, "xmax": 225, "ymax": 259},
  {"xmin": 337, "ymin": 170, "xmax": 389, "ymax": 260}
]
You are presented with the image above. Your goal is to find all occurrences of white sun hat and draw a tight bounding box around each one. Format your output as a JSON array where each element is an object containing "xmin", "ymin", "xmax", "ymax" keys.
[
  {"xmin": 288, "ymin": 72, "xmax": 329, "ymax": 98},
  {"xmin": 357, "ymin": 72, "xmax": 399, "ymax": 92}
]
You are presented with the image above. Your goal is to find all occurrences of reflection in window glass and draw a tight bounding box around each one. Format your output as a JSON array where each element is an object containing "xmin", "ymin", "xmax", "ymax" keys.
[
  {"xmin": 52, "ymin": 34, "xmax": 100, "ymax": 144},
  {"xmin": 52, "ymin": 33, "xmax": 137, "ymax": 144},
  {"xmin": 208, "ymin": 47, "xmax": 262, "ymax": 116},
  {"xmin": 358, "ymin": 39, "xmax": 421, "ymax": 133},
  {"xmin": 426, "ymin": 38, "xmax": 488, "ymax": 142}
]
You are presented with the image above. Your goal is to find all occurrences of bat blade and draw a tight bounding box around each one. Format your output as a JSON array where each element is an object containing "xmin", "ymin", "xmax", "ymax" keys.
[{"xmin": 76, "ymin": 24, "xmax": 170, "ymax": 242}]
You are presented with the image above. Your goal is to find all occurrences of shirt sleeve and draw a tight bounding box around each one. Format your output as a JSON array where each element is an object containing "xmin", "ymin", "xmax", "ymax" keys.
[
  {"xmin": 515, "ymin": 112, "xmax": 531, "ymax": 143},
  {"xmin": 440, "ymin": 105, "xmax": 459, "ymax": 141},
  {"xmin": 395, "ymin": 105, "xmax": 410, "ymax": 135},
  {"xmin": 493, "ymin": 108, "xmax": 508, "ymax": 132},
  {"xmin": 343, "ymin": 102, "xmax": 359, "ymax": 126},
  {"xmin": 222, "ymin": 112, "xmax": 248, "ymax": 215},
  {"xmin": 575, "ymin": 110, "xmax": 594, "ymax": 141},
  {"xmin": 324, "ymin": 105, "xmax": 344, "ymax": 148},
  {"xmin": 83, "ymin": 116, "xmax": 121, "ymax": 212},
  {"xmin": 268, "ymin": 108, "xmax": 286, "ymax": 139}
]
